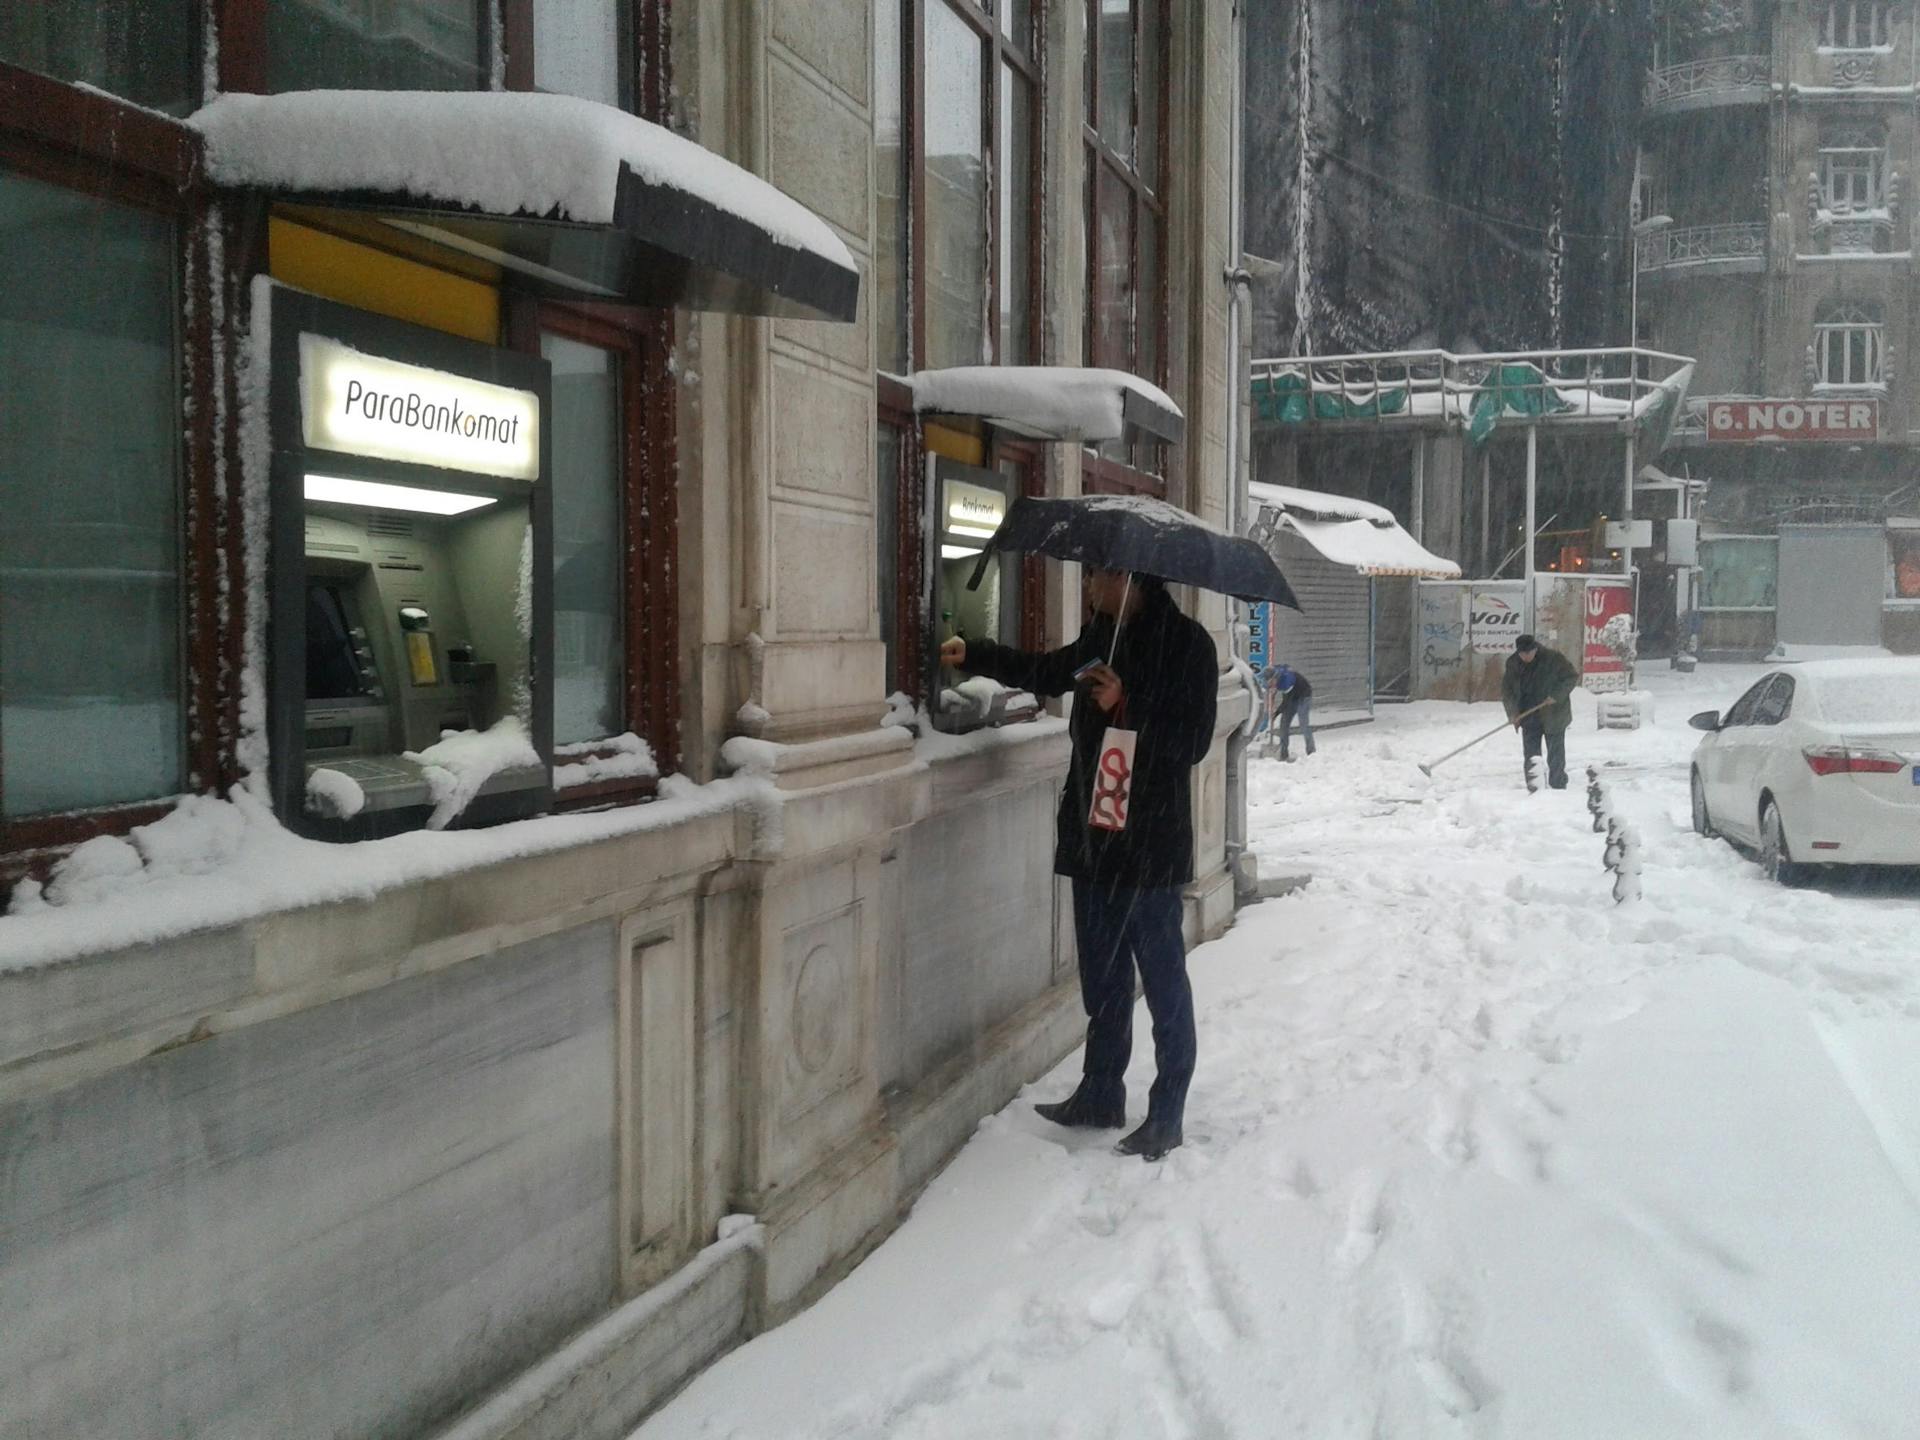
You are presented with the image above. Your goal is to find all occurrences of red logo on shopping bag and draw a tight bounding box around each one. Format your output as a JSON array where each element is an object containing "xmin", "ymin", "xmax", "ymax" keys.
[{"xmin": 1088, "ymin": 728, "xmax": 1138, "ymax": 831}]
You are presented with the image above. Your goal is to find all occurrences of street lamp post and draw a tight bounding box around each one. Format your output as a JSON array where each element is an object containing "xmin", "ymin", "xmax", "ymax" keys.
[{"xmin": 1625, "ymin": 213, "xmax": 1674, "ymax": 576}]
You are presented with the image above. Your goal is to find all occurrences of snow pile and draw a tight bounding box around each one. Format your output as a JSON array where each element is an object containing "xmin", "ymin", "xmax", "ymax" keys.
[
  {"xmin": 1, "ymin": 774, "xmax": 770, "ymax": 972},
  {"xmin": 909, "ymin": 366, "xmax": 1181, "ymax": 443},
  {"xmin": 12, "ymin": 794, "xmax": 253, "ymax": 914},
  {"xmin": 553, "ymin": 732, "xmax": 659, "ymax": 791},
  {"xmin": 942, "ymin": 676, "xmax": 1038, "ymax": 727},
  {"xmin": 404, "ymin": 717, "xmax": 543, "ymax": 830},
  {"xmin": 635, "ymin": 664, "xmax": 1920, "ymax": 1440},
  {"xmin": 189, "ymin": 91, "xmax": 854, "ymax": 273},
  {"xmin": 305, "ymin": 767, "xmax": 367, "ymax": 820},
  {"xmin": 881, "ymin": 691, "xmax": 921, "ymax": 731}
]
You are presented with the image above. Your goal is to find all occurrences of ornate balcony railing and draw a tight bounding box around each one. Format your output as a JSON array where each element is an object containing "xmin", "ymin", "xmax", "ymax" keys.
[
  {"xmin": 1644, "ymin": 55, "xmax": 1772, "ymax": 109},
  {"xmin": 1636, "ymin": 222, "xmax": 1767, "ymax": 271}
]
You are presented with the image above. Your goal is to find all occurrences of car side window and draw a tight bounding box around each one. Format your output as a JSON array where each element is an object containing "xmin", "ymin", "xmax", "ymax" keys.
[
  {"xmin": 1754, "ymin": 675, "xmax": 1795, "ymax": 726},
  {"xmin": 1724, "ymin": 678, "xmax": 1772, "ymax": 727}
]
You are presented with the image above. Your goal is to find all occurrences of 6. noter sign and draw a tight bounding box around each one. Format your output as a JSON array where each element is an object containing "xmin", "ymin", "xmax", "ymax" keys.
[{"xmin": 1706, "ymin": 398, "xmax": 1879, "ymax": 443}]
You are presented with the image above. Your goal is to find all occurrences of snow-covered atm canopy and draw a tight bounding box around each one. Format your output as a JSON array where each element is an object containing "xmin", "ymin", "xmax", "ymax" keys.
[
  {"xmin": 268, "ymin": 290, "xmax": 555, "ymax": 840},
  {"xmin": 204, "ymin": 91, "xmax": 863, "ymax": 839}
]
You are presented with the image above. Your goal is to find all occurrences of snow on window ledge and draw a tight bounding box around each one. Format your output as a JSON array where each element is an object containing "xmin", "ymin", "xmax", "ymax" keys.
[{"xmin": 553, "ymin": 732, "xmax": 660, "ymax": 793}]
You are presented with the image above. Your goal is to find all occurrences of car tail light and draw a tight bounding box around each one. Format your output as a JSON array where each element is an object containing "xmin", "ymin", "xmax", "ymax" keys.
[{"xmin": 1803, "ymin": 744, "xmax": 1907, "ymax": 776}]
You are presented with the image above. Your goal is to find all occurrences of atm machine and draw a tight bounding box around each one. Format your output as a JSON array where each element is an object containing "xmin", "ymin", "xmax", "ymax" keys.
[{"xmin": 268, "ymin": 291, "xmax": 553, "ymax": 840}]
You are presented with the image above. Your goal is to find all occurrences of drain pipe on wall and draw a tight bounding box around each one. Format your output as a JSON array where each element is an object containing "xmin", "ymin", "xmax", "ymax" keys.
[{"xmin": 1222, "ymin": 0, "xmax": 1259, "ymax": 909}]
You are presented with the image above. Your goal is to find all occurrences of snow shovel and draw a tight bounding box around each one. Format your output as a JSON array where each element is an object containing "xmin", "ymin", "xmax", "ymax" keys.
[{"xmin": 1417, "ymin": 701, "xmax": 1550, "ymax": 778}]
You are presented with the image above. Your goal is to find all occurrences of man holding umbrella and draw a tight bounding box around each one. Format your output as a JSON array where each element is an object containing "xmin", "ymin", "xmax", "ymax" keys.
[
  {"xmin": 940, "ymin": 493, "xmax": 1295, "ymax": 1160},
  {"xmin": 941, "ymin": 566, "xmax": 1217, "ymax": 1161}
]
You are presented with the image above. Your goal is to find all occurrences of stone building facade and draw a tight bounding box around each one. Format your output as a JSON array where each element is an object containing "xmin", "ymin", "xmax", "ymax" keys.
[
  {"xmin": 0, "ymin": 3, "xmax": 1249, "ymax": 1438},
  {"xmin": 1640, "ymin": 0, "xmax": 1920, "ymax": 654}
]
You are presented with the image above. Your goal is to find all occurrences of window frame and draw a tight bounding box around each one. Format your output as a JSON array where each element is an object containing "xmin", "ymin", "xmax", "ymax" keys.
[
  {"xmin": 503, "ymin": 2, "xmax": 679, "ymax": 801},
  {"xmin": 1082, "ymin": 0, "xmax": 1170, "ymax": 494},
  {"xmin": 510, "ymin": 297, "xmax": 678, "ymax": 806},
  {"xmin": 1821, "ymin": 0, "xmax": 1892, "ymax": 50},
  {"xmin": 0, "ymin": 62, "xmax": 234, "ymax": 874},
  {"xmin": 903, "ymin": 0, "xmax": 1044, "ymax": 371},
  {"xmin": 878, "ymin": 0, "xmax": 1047, "ymax": 704},
  {"xmin": 1814, "ymin": 302, "xmax": 1885, "ymax": 389},
  {"xmin": 1820, "ymin": 139, "xmax": 1885, "ymax": 213}
]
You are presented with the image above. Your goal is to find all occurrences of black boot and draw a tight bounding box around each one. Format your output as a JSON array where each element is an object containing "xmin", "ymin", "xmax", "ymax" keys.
[
  {"xmin": 1035, "ymin": 1083, "xmax": 1126, "ymax": 1130},
  {"xmin": 1114, "ymin": 1118, "xmax": 1183, "ymax": 1161}
]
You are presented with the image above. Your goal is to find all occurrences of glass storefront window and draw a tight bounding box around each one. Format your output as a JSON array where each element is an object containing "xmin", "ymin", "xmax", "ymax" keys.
[
  {"xmin": 932, "ymin": 459, "xmax": 1023, "ymax": 730},
  {"xmin": 1890, "ymin": 530, "xmax": 1920, "ymax": 599},
  {"xmin": 1699, "ymin": 537, "xmax": 1779, "ymax": 609},
  {"xmin": 875, "ymin": 0, "xmax": 909, "ymax": 374},
  {"xmin": 1093, "ymin": 169, "xmax": 1134, "ymax": 369},
  {"xmin": 542, "ymin": 333, "xmax": 625, "ymax": 746},
  {"xmin": 999, "ymin": 66, "xmax": 1034, "ymax": 366},
  {"xmin": 1097, "ymin": 0, "xmax": 1135, "ymax": 162},
  {"xmin": 0, "ymin": 170, "xmax": 182, "ymax": 817},
  {"xmin": 877, "ymin": 425, "xmax": 903, "ymax": 682},
  {"xmin": 534, "ymin": 0, "xmax": 632, "ymax": 107},
  {"xmin": 0, "ymin": 0, "xmax": 196, "ymax": 114},
  {"xmin": 268, "ymin": 0, "xmax": 487, "ymax": 93},
  {"xmin": 924, "ymin": 0, "xmax": 988, "ymax": 369}
]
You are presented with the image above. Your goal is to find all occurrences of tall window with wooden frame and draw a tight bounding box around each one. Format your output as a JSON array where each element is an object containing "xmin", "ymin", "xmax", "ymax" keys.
[
  {"xmin": 1083, "ymin": 0, "xmax": 1167, "ymax": 494},
  {"xmin": 875, "ymin": 0, "xmax": 1044, "ymax": 702},
  {"xmin": 0, "ymin": 66, "xmax": 228, "ymax": 877},
  {"xmin": 505, "ymin": 2, "xmax": 678, "ymax": 797},
  {"xmin": 524, "ymin": 306, "xmax": 678, "ymax": 802}
]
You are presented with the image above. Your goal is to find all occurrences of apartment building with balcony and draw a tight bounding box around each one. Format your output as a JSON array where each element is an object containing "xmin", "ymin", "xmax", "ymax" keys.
[{"xmin": 1639, "ymin": 0, "xmax": 1920, "ymax": 656}]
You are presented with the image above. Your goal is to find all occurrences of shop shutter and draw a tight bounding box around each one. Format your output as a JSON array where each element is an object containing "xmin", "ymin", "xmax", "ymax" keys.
[
  {"xmin": 1267, "ymin": 529, "xmax": 1372, "ymax": 714},
  {"xmin": 1777, "ymin": 524, "xmax": 1884, "ymax": 647}
]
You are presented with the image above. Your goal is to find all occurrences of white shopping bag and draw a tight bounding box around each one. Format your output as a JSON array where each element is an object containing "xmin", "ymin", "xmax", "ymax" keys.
[{"xmin": 1087, "ymin": 727, "xmax": 1138, "ymax": 832}]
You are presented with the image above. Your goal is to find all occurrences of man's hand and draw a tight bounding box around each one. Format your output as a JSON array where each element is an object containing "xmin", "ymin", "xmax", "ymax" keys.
[
  {"xmin": 939, "ymin": 636, "xmax": 967, "ymax": 668},
  {"xmin": 1083, "ymin": 662, "xmax": 1124, "ymax": 715}
]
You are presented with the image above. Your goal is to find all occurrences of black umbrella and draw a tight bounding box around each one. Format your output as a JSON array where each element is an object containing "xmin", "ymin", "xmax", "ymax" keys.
[{"xmin": 967, "ymin": 494, "xmax": 1302, "ymax": 610}]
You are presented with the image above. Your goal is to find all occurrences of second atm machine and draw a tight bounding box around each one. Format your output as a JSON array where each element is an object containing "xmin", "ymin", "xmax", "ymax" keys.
[{"xmin": 269, "ymin": 290, "xmax": 553, "ymax": 840}]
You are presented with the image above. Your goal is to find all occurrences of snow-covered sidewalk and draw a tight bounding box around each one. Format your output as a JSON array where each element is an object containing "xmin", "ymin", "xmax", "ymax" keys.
[{"xmin": 637, "ymin": 669, "xmax": 1920, "ymax": 1440}]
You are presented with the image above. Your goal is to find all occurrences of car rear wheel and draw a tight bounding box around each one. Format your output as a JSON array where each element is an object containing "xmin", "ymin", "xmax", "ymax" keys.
[
  {"xmin": 1690, "ymin": 769, "xmax": 1716, "ymax": 838},
  {"xmin": 1759, "ymin": 799, "xmax": 1810, "ymax": 887}
]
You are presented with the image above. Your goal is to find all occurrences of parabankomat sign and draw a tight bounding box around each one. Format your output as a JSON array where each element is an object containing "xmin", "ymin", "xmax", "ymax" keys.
[
  {"xmin": 298, "ymin": 334, "xmax": 540, "ymax": 480},
  {"xmin": 1706, "ymin": 398, "xmax": 1879, "ymax": 443}
]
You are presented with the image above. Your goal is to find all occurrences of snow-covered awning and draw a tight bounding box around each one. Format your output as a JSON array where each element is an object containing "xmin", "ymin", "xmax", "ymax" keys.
[
  {"xmin": 1250, "ymin": 482, "xmax": 1461, "ymax": 579},
  {"xmin": 907, "ymin": 366, "xmax": 1185, "ymax": 444},
  {"xmin": 191, "ymin": 91, "xmax": 860, "ymax": 323}
]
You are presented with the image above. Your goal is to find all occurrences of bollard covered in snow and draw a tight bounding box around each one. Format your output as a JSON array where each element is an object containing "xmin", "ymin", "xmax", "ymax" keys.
[{"xmin": 1588, "ymin": 767, "xmax": 1641, "ymax": 904}]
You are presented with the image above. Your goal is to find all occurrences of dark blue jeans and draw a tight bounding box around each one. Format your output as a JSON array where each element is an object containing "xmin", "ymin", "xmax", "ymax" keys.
[
  {"xmin": 1071, "ymin": 879, "xmax": 1195, "ymax": 1127},
  {"xmin": 1280, "ymin": 696, "xmax": 1315, "ymax": 757}
]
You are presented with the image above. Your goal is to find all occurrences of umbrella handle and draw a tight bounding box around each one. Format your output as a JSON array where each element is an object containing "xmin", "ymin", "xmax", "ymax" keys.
[
  {"xmin": 1105, "ymin": 573, "xmax": 1133, "ymax": 665},
  {"xmin": 965, "ymin": 545, "xmax": 995, "ymax": 592}
]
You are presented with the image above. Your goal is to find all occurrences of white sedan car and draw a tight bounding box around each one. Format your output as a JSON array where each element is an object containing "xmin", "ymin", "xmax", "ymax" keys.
[{"xmin": 1689, "ymin": 658, "xmax": 1920, "ymax": 883}]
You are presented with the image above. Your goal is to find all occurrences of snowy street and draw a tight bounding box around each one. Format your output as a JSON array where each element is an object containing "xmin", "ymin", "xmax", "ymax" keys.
[{"xmin": 637, "ymin": 668, "xmax": 1920, "ymax": 1440}]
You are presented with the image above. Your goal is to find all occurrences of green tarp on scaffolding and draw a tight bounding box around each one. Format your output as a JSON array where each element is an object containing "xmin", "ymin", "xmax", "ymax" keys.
[
  {"xmin": 1252, "ymin": 370, "xmax": 1409, "ymax": 424},
  {"xmin": 1466, "ymin": 362, "xmax": 1574, "ymax": 443}
]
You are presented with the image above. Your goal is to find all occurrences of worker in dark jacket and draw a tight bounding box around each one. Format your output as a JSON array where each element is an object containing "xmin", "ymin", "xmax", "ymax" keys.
[
  {"xmin": 942, "ymin": 569, "xmax": 1217, "ymax": 1161},
  {"xmin": 1501, "ymin": 633, "xmax": 1578, "ymax": 789}
]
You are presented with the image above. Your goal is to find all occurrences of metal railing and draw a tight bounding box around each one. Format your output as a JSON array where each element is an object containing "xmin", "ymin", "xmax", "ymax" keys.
[
  {"xmin": 1636, "ymin": 221, "xmax": 1767, "ymax": 271},
  {"xmin": 1644, "ymin": 54, "xmax": 1772, "ymax": 108},
  {"xmin": 1249, "ymin": 346, "xmax": 1695, "ymax": 429}
]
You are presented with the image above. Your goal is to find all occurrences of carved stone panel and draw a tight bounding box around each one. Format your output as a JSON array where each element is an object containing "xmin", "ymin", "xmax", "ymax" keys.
[{"xmin": 779, "ymin": 902, "xmax": 865, "ymax": 1128}]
